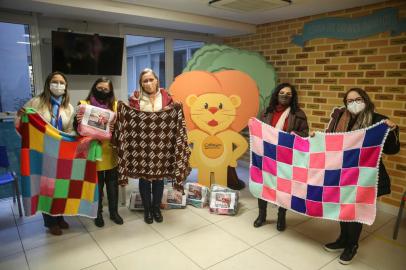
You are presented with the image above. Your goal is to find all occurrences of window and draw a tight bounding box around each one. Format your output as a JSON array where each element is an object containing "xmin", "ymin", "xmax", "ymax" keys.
[
  {"xmin": 125, "ymin": 35, "xmax": 165, "ymax": 96},
  {"xmin": 0, "ymin": 22, "xmax": 34, "ymax": 112},
  {"xmin": 173, "ymin": 39, "xmax": 204, "ymax": 78}
]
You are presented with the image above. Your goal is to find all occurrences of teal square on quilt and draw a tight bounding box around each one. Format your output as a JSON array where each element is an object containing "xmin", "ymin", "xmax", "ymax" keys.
[
  {"xmin": 340, "ymin": 186, "xmax": 357, "ymax": 204},
  {"xmin": 277, "ymin": 162, "xmax": 292, "ymax": 180},
  {"xmin": 358, "ymin": 167, "xmax": 377, "ymax": 187},
  {"xmin": 292, "ymin": 150, "xmax": 309, "ymax": 168},
  {"xmin": 309, "ymin": 133, "xmax": 325, "ymax": 153},
  {"xmin": 249, "ymin": 181, "xmax": 263, "ymax": 198},
  {"xmin": 323, "ymin": 203, "xmax": 340, "ymax": 219},
  {"xmin": 263, "ymin": 172, "xmax": 277, "ymax": 189}
]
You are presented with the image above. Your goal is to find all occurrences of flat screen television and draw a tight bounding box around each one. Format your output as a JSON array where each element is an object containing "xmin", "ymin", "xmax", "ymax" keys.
[{"xmin": 52, "ymin": 31, "xmax": 124, "ymax": 75}]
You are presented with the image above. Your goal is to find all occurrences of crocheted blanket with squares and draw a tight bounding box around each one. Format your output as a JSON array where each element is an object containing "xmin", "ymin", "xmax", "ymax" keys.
[{"xmin": 248, "ymin": 117, "xmax": 389, "ymax": 225}]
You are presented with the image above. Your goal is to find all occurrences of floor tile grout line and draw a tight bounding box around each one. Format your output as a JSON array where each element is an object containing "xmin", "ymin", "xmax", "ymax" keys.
[
  {"xmin": 77, "ymin": 215, "xmax": 119, "ymax": 270},
  {"xmin": 146, "ymin": 217, "xmax": 204, "ymax": 269},
  {"xmin": 252, "ymin": 245, "xmax": 294, "ymax": 270},
  {"xmin": 201, "ymin": 246, "xmax": 252, "ymax": 270},
  {"xmin": 10, "ymin": 202, "xmax": 31, "ymax": 270}
]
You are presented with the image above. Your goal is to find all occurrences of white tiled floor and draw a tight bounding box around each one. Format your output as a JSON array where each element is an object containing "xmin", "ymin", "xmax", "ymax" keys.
[{"xmin": 0, "ymin": 168, "xmax": 405, "ymax": 270}]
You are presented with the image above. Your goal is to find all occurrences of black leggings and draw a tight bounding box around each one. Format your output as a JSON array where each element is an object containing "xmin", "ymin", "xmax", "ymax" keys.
[
  {"xmin": 97, "ymin": 167, "xmax": 119, "ymax": 215},
  {"xmin": 339, "ymin": 222, "xmax": 363, "ymax": 246},
  {"xmin": 139, "ymin": 179, "xmax": 164, "ymax": 210}
]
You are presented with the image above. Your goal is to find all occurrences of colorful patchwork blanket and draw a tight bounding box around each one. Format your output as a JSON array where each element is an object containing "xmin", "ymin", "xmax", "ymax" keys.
[
  {"xmin": 19, "ymin": 109, "xmax": 102, "ymax": 217},
  {"xmin": 114, "ymin": 102, "xmax": 191, "ymax": 188},
  {"xmin": 248, "ymin": 117, "xmax": 390, "ymax": 225}
]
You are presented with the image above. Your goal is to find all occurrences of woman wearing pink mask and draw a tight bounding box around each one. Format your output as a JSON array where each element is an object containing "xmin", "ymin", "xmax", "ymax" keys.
[
  {"xmin": 16, "ymin": 71, "xmax": 75, "ymax": 235},
  {"xmin": 322, "ymin": 88, "xmax": 399, "ymax": 265}
]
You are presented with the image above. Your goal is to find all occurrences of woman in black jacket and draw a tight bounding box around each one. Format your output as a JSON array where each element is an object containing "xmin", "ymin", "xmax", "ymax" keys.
[
  {"xmin": 322, "ymin": 88, "xmax": 400, "ymax": 265},
  {"xmin": 253, "ymin": 83, "xmax": 309, "ymax": 231}
]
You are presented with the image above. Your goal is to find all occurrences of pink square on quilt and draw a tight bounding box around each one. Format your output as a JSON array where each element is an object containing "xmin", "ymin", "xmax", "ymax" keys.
[
  {"xmin": 323, "ymin": 187, "xmax": 340, "ymax": 203},
  {"xmin": 277, "ymin": 177, "xmax": 292, "ymax": 194},
  {"xmin": 343, "ymin": 129, "xmax": 365, "ymax": 149},
  {"xmin": 276, "ymin": 191, "xmax": 291, "ymax": 209},
  {"xmin": 325, "ymin": 151, "xmax": 343, "ymax": 170},
  {"xmin": 355, "ymin": 204, "xmax": 375, "ymax": 225},
  {"xmin": 359, "ymin": 146, "xmax": 380, "ymax": 167},
  {"xmin": 262, "ymin": 185, "xmax": 276, "ymax": 201},
  {"xmin": 263, "ymin": 157, "xmax": 277, "ymax": 175},
  {"xmin": 293, "ymin": 136, "xmax": 309, "ymax": 152},
  {"xmin": 277, "ymin": 146, "xmax": 293, "ymax": 164},
  {"xmin": 325, "ymin": 134, "xmax": 344, "ymax": 151},
  {"xmin": 306, "ymin": 200, "xmax": 323, "ymax": 217},
  {"xmin": 307, "ymin": 169, "xmax": 324, "ymax": 186},
  {"xmin": 356, "ymin": 187, "xmax": 376, "ymax": 204},
  {"xmin": 339, "ymin": 204, "xmax": 356, "ymax": 220},
  {"xmin": 262, "ymin": 123, "xmax": 279, "ymax": 145},
  {"xmin": 292, "ymin": 181, "xmax": 307, "ymax": 199},
  {"xmin": 39, "ymin": 176, "xmax": 55, "ymax": 197},
  {"xmin": 251, "ymin": 135, "xmax": 264, "ymax": 156},
  {"xmin": 249, "ymin": 118, "xmax": 262, "ymax": 139},
  {"xmin": 340, "ymin": 168, "xmax": 359, "ymax": 186},
  {"xmin": 309, "ymin": 152, "xmax": 325, "ymax": 169},
  {"xmin": 250, "ymin": 166, "xmax": 263, "ymax": 184},
  {"xmin": 292, "ymin": 166, "xmax": 308, "ymax": 183}
]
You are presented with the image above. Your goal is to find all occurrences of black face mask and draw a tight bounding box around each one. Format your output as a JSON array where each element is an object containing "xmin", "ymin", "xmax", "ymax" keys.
[
  {"xmin": 93, "ymin": 90, "xmax": 111, "ymax": 100},
  {"xmin": 278, "ymin": 94, "xmax": 292, "ymax": 106}
]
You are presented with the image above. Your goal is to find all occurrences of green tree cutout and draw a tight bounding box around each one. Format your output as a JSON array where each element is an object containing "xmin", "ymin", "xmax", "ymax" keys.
[{"xmin": 183, "ymin": 44, "xmax": 277, "ymax": 115}]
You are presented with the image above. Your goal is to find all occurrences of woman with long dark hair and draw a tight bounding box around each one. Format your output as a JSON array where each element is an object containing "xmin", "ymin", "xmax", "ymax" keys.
[
  {"xmin": 16, "ymin": 71, "xmax": 74, "ymax": 235},
  {"xmin": 322, "ymin": 88, "xmax": 399, "ymax": 264},
  {"xmin": 253, "ymin": 83, "xmax": 309, "ymax": 231},
  {"xmin": 75, "ymin": 77, "xmax": 123, "ymax": 227}
]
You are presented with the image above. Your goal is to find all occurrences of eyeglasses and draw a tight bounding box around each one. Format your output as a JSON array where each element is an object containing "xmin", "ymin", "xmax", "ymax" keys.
[
  {"xmin": 346, "ymin": 97, "xmax": 364, "ymax": 105},
  {"xmin": 96, "ymin": 87, "xmax": 110, "ymax": 93}
]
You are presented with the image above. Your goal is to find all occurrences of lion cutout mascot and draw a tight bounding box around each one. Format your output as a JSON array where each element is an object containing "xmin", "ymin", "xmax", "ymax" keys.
[{"xmin": 169, "ymin": 70, "xmax": 259, "ymax": 187}]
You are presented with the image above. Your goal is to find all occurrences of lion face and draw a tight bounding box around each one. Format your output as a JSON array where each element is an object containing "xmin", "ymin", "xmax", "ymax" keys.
[{"xmin": 186, "ymin": 93, "xmax": 241, "ymax": 135}]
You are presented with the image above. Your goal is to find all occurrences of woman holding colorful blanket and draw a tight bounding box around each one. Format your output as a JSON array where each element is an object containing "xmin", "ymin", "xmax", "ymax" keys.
[
  {"xmin": 254, "ymin": 83, "xmax": 309, "ymax": 231},
  {"xmin": 129, "ymin": 68, "xmax": 173, "ymax": 224},
  {"xmin": 16, "ymin": 71, "xmax": 74, "ymax": 236},
  {"xmin": 75, "ymin": 77, "xmax": 123, "ymax": 227},
  {"xmin": 320, "ymin": 88, "xmax": 400, "ymax": 265}
]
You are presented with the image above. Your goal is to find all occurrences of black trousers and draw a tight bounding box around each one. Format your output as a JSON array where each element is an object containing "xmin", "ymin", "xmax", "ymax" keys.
[
  {"xmin": 139, "ymin": 179, "xmax": 164, "ymax": 211},
  {"xmin": 97, "ymin": 167, "xmax": 119, "ymax": 216},
  {"xmin": 258, "ymin": 198, "xmax": 286, "ymax": 216},
  {"xmin": 339, "ymin": 222, "xmax": 363, "ymax": 247},
  {"xmin": 42, "ymin": 214, "xmax": 64, "ymax": 227}
]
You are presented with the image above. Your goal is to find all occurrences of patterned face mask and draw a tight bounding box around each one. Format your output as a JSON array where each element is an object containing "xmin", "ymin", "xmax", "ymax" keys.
[{"xmin": 347, "ymin": 102, "xmax": 365, "ymax": 115}]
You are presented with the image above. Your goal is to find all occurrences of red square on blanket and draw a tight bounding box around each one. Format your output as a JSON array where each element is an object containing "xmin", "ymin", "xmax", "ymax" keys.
[
  {"xmin": 84, "ymin": 161, "xmax": 97, "ymax": 183},
  {"xmin": 68, "ymin": 180, "xmax": 83, "ymax": 199},
  {"xmin": 50, "ymin": 198, "xmax": 67, "ymax": 215},
  {"xmin": 56, "ymin": 159, "xmax": 73, "ymax": 179},
  {"xmin": 59, "ymin": 141, "xmax": 78, "ymax": 160}
]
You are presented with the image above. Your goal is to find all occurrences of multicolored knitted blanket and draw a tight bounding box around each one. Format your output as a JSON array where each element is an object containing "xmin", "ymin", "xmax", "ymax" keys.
[
  {"xmin": 19, "ymin": 108, "xmax": 101, "ymax": 217},
  {"xmin": 114, "ymin": 102, "xmax": 191, "ymax": 188},
  {"xmin": 248, "ymin": 117, "xmax": 389, "ymax": 225}
]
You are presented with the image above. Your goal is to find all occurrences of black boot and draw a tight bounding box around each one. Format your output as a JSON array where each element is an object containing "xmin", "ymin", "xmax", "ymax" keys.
[
  {"xmin": 324, "ymin": 222, "xmax": 350, "ymax": 252},
  {"xmin": 276, "ymin": 207, "xmax": 286, "ymax": 231},
  {"xmin": 95, "ymin": 171, "xmax": 105, "ymax": 227},
  {"xmin": 152, "ymin": 181, "xmax": 164, "ymax": 223},
  {"xmin": 254, "ymin": 199, "xmax": 267, "ymax": 228},
  {"xmin": 106, "ymin": 169, "xmax": 123, "ymax": 225},
  {"xmin": 140, "ymin": 179, "xmax": 153, "ymax": 224}
]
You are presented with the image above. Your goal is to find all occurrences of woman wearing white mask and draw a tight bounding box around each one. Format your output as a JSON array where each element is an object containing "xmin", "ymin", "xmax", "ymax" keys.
[
  {"xmin": 321, "ymin": 88, "xmax": 399, "ymax": 264},
  {"xmin": 16, "ymin": 71, "xmax": 75, "ymax": 235}
]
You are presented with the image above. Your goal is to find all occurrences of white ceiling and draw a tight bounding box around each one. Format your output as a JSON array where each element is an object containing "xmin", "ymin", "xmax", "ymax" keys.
[{"xmin": 0, "ymin": 0, "xmax": 386, "ymax": 36}]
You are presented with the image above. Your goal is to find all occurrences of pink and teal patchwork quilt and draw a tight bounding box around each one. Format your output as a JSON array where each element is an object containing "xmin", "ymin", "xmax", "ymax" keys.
[
  {"xmin": 248, "ymin": 117, "xmax": 390, "ymax": 225},
  {"xmin": 19, "ymin": 108, "xmax": 102, "ymax": 217}
]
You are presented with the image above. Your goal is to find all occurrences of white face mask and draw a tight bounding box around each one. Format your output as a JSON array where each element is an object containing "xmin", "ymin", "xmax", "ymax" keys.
[
  {"xmin": 49, "ymin": 83, "xmax": 66, "ymax": 96},
  {"xmin": 347, "ymin": 102, "xmax": 365, "ymax": 115}
]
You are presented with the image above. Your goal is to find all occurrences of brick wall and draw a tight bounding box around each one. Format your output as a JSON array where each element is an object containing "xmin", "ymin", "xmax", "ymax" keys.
[{"xmin": 224, "ymin": 0, "xmax": 406, "ymax": 207}]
